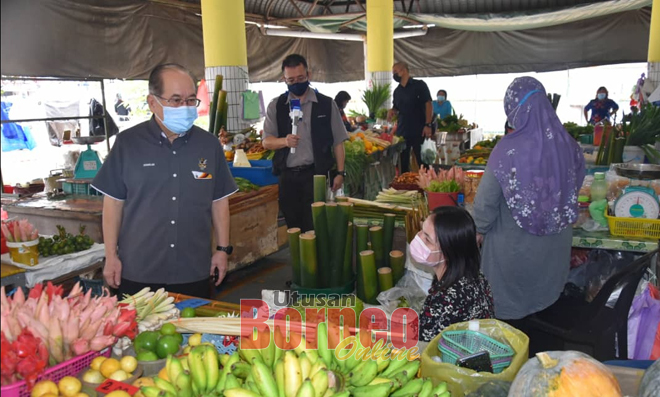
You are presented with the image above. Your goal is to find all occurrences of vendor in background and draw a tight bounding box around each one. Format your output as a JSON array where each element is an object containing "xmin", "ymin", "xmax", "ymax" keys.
[
  {"xmin": 263, "ymin": 54, "xmax": 348, "ymax": 232},
  {"xmin": 584, "ymin": 86, "xmax": 619, "ymax": 125},
  {"xmin": 334, "ymin": 91, "xmax": 354, "ymax": 132},
  {"xmin": 473, "ymin": 77, "xmax": 584, "ymax": 328},
  {"xmin": 114, "ymin": 93, "xmax": 131, "ymax": 122},
  {"xmin": 433, "ymin": 90, "xmax": 453, "ymax": 120},
  {"xmin": 388, "ymin": 62, "xmax": 434, "ymax": 173},
  {"xmin": 92, "ymin": 64, "xmax": 238, "ymax": 297},
  {"xmin": 415, "ymin": 206, "xmax": 495, "ymax": 342}
]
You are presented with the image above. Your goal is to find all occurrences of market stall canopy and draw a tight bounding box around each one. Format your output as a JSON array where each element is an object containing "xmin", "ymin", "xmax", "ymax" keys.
[{"xmin": 0, "ymin": 0, "xmax": 652, "ymax": 82}]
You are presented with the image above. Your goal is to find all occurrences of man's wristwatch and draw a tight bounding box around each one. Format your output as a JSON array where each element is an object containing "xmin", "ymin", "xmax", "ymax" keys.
[
  {"xmin": 425, "ymin": 123, "xmax": 433, "ymax": 128},
  {"xmin": 216, "ymin": 245, "xmax": 233, "ymax": 255},
  {"xmin": 337, "ymin": 170, "xmax": 347, "ymax": 177}
]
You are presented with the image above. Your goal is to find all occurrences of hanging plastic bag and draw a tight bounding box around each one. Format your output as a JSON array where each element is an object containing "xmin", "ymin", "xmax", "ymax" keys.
[
  {"xmin": 420, "ymin": 319, "xmax": 529, "ymax": 396},
  {"xmin": 421, "ymin": 138, "xmax": 437, "ymax": 165},
  {"xmin": 628, "ymin": 283, "xmax": 660, "ymax": 359},
  {"xmin": 242, "ymin": 91, "xmax": 261, "ymax": 120}
]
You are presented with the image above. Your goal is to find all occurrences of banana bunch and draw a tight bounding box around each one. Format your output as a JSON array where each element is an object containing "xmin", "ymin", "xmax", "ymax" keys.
[{"xmin": 120, "ymin": 287, "xmax": 179, "ymax": 332}]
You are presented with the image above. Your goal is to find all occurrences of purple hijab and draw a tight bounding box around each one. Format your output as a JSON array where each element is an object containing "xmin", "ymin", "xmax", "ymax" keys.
[{"xmin": 488, "ymin": 77, "xmax": 585, "ymax": 236}]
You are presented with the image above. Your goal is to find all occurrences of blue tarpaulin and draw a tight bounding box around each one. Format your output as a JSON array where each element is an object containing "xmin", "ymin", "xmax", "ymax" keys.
[{"xmin": 1, "ymin": 102, "xmax": 36, "ymax": 152}]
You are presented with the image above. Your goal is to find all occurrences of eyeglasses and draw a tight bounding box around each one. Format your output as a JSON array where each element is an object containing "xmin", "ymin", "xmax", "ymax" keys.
[
  {"xmin": 284, "ymin": 75, "xmax": 308, "ymax": 85},
  {"xmin": 155, "ymin": 95, "xmax": 201, "ymax": 108}
]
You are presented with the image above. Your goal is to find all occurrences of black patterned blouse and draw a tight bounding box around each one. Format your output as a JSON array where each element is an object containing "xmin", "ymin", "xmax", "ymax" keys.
[{"xmin": 419, "ymin": 272, "xmax": 495, "ymax": 342}]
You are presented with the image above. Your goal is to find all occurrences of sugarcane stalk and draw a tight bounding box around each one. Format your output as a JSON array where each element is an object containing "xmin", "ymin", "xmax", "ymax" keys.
[
  {"xmin": 369, "ymin": 226, "xmax": 385, "ymax": 269},
  {"xmin": 377, "ymin": 267, "xmax": 393, "ymax": 292},
  {"xmin": 299, "ymin": 234, "xmax": 318, "ymax": 288},
  {"xmin": 382, "ymin": 213, "xmax": 396, "ymax": 267},
  {"xmin": 355, "ymin": 224, "xmax": 370, "ymax": 300},
  {"xmin": 358, "ymin": 250, "xmax": 378, "ymax": 304},
  {"xmin": 343, "ymin": 222, "xmax": 354, "ymax": 285},
  {"xmin": 314, "ymin": 175, "xmax": 327, "ymax": 202},
  {"xmin": 328, "ymin": 205, "xmax": 348, "ymax": 287},
  {"xmin": 209, "ymin": 75, "xmax": 223, "ymax": 135},
  {"xmin": 287, "ymin": 228, "xmax": 302, "ymax": 286},
  {"xmin": 390, "ymin": 250, "xmax": 405, "ymax": 285},
  {"xmin": 311, "ymin": 202, "xmax": 331, "ymax": 287}
]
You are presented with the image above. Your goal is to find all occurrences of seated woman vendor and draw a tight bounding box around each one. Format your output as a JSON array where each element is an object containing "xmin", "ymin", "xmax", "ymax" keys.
[
  {"xmin": 416, "ymin": 206, "xmax": 495, "ymax": 342},
  {"xmin": 433, "ymin": 90, "xmax": 454, "ymax": 120}
]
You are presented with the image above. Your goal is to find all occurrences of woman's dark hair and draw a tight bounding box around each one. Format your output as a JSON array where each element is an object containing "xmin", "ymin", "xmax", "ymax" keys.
[
  {"xmin": 282, "ymin": 54, "xmax": 308, "ymax": 72},
  {"xmin": 431, "ymin": 206, "xmax": 481, "ymax": 288},
  {"xmin": 596, "ymin": 86, "xmax": 608, "ymax": 100},
  {"xmin": 437, "ymin": 90, "xmax": 447, "ymax": 98},
  {"xmin": 335, "ymin": 91, "xmax": 351, "ymax": 107}
]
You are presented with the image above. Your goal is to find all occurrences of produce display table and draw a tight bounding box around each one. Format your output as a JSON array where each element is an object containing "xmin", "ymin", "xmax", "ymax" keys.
[
  {"xmin": 346, "ymin": 141, "xmax": 406, "ymax": 200},
  {"xmin": 572, "ymin": 229, "xmax": 659, "ymax": 253}
]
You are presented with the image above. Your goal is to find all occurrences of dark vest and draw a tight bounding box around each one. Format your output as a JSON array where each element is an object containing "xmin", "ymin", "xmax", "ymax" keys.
[{"xmin": 273, "ymin": 92, "xmax": 335, "ymax": 176}]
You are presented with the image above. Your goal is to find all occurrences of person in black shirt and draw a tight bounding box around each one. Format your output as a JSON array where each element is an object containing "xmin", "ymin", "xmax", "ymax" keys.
[
  {"xmin": 334, "ymin": 91, "xmax": 353, "ymax": 132},
  {"xmin": 388, "ymin": 62, "xmax": 433, "ymax": 173}
]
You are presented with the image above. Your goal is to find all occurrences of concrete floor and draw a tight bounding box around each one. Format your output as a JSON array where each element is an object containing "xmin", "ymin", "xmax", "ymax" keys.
[{"xmin": 213, "ymin": 247, "xmax": 292, "ymax": 304}]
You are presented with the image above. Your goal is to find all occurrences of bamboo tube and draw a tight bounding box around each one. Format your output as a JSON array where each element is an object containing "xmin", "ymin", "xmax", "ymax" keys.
[
  {"xmin": 369, "ymin": 226, "xmax": 384, "ymax": 269},
  {"xmin": 311, "ymin": 202, "xmax": 331, "ymax": 287},
  {"xmin": 359, "ymin": 250, "xmax": 379, "ymax": 304},
  {"xmin": 382, "ymin": 213, "xmax": 396, "ymax": 267},
  {"xmin": 343, "ymin": 222, "xmax": 354, "ymax": 284},
  {"xmin": 209, "ymin": 75, "xmax": 223, "ymax": 135},
  {"xmin": 355, "ymin": 224, "xmax": 370, "ymax": 300},
  {"xmin": 314, "ymin": 175, "xmax": 327, "ymax": 203},
  {"xmin": 303, "ymin": 230, "xmax": 315, "ymax": 237},
  {"xmin": 377, "ymin": 267, "xmax": 394, "ymax": 292},
  {"xmin": 336, "ymin": 196, "xmax": 349, "ymax": 203},
  {"xmin": 214, "ymin": 90, "xmax": 228, "ymax": 134},
  {"xmin": 338, "ymin": 202, "xmax": 354, "ymax": 224},
  {"xmin": 299, "ymin": 234, "xmax": 318, "ymax": 288},
  {"xmin": 329, "ymin": 206, "xmax": 348, "ymax": 287},
  {"xmin": 389, "ymin": 250, "xmax": 405, "ymax": 285},
  {"xmin": 287, "ymin": 228, "xmax": 302, "ymax": 286},
  {"xmin": 325, "ymin": 203, "xmax": 338, "ymax": 238}
]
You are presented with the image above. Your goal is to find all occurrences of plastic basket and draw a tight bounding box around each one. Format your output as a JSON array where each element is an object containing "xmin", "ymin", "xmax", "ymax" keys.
[
  {"xmin": 604, "ymin": 211, "xmax": 660, "ymax": 239},
  {"xmin": 227, "ymin": 160, "xmax": 278, "ymax": 186},
  {"xmin": 439, "ymin": 339, "xmax": 511, "ymax": 374},
  {"xmin": 0, "ymin": 348, "xmax": 111, "ymax": 397},
  {"xmin": 62, "ymin": 181, "xmax": 102, "ymax": 196},
  {"xmin": 439, "ymin": 331, "xmax": 514, "ymax": 367}
]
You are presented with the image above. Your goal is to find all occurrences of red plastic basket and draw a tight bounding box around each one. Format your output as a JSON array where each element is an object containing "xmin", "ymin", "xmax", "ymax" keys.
[{"xmin": 0, "ymin": 348, "xmax": 111, "ymax": 397}]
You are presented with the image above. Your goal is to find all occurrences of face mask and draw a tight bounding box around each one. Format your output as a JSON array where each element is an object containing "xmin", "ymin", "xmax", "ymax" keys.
[
  {"xmin": 287, "ymin": 80, "xmax": 310, "ymax": 97},
  {"xmin": 597, "ymin": 93, "xmax": 607, "ymax": 100},
  {"xmin": 393, "ymin": 73, "xmax": 402, "ymax": 83},
  {"xmin": 410, "ymin": 235, "xmax": 443, "ymax": 267},
  {"xmin": 155, "ymin": 97, "xmax": 197, "ymax": 134},
  {"xmin": 437, "ymin": 96, "xmax": 445, "ymax": 102}
]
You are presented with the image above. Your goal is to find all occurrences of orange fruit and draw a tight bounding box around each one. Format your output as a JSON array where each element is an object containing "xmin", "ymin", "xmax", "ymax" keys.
[
  {"xmin": 90, "ymin": 356, "xmax": 107, "ymax": 371},
  {"xmin": 58, "ymin": 376, "xmax": 82, "ymax": 396},
  {"xmin": 100, "ymin": 357, "xmax": 121, "ymax": 378},
  {"xmin": 31, "ymin": 380, "xmax": 58, "ymax": 397},
  {"xmin": 158, "ymin": 366, "xmax": 169, "ymax": 381}
]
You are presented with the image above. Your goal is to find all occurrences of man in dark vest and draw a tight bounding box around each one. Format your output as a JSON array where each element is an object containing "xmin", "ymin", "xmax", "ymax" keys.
[{"xmin": 263, "ymin": 54, "xmax": 348, "ymax": 232}]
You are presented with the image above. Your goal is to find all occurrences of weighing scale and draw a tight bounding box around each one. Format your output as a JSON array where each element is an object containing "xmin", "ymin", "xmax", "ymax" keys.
[
  {"xmin": 613, "ymin": 164, "xmax": 660, "ymax": 219},
  {"xmin": 58, "ymin": 136, "xmax": 105, "ymax": 196}
]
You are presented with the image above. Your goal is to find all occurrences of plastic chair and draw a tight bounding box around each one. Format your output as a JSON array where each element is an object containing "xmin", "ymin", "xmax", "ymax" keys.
[{"xmin": 525, "ymin": 249, "xmax": 658, "ymax": 361}]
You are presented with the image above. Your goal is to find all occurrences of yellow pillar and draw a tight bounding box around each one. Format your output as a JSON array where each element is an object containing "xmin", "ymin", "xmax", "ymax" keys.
[
  {"xmin": 649, "ymin": 0, "xmax": 659, "ymax": 62},
  {"xmin": 201, "ymin": 0, "xmax": 249, "ymax": 133},
  {"xmin": 365, "ymin": 0, "xmax": 393, "ymax": 105}
]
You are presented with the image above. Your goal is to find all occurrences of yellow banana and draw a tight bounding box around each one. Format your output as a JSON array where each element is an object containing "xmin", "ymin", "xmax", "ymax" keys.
[
  {"xmin": 240, "ymin": 336, "xmax": 264, "ymax": 364},
  {"xmin": 331, "ymin": 392, "xmax": 348, "ymax": 397},
  {"xmin": 300, "ymin": 352, "xmax": 312, "ymax": 380},
  {"xmin": 187, "ymin": 346, "xmax": 207, "ymax": 393},
  {"xmin": 203, "ymin": 345, "xmax": 220, "ymax": 393},
  {"xmin": 180, "ymin": 357, "xmax": 190, "ymax": 372},
  {"xmin": 322, "ymin": 389, "xmax": 336, "ymax": 397},
  {"xmin": 166, "ymin": 355, "xmax": 184, "ymax": 391},
  {"xmin": 275, "ymin": 359, "xmax": 286, "ymax": 397},
  {"xmin": 310, "ymin": 360, "xmax": 327, "ymax": 378},
  {"xmin": 348, "ymin": 359, "xmax": 378, "ymax": 387},
  {"xmin": 174, "ymin": 370, "xmax": 193, "ymax": 397},
  {"xmin": 295, "ymin": 380, "xmax": 316, "ymax": 397},
  {"xmin": 220, "ymin": 353, "xmax": 231, "ymax": 367},
  {"xmin": 310, "ymin": 369, "xmax": 329, "ymax": 397},
  {"xmin": 252, "ymin": 358, "xmax": 280, "ymax": 397},
  {"xmin": 284, "ymin": 350, "xmax": 303, "ymax": 397},
  {"xmin": 261, "ymin": 331, "xmax": 276, "ymax": 368},
  {"xmin": 417, "ymin": 379, "xmax": 433, "ymax": 397},
  {"xmin": 224, "ymin": 387, "xmax": 262, "ymax": 397},
  {"xmin": 294, "ymin": 335, "xmax": 319, "ymax": 364},
  {"xmin": 153, "ymin": 377, "xmax": 177, "ymax": 395}
]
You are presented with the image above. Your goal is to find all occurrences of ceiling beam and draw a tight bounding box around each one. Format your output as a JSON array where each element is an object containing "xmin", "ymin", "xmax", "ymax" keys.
[
  {"xmin": 339, "ymin": 13, "xmax": 366, "ymax": 28},
  {"xmin": 307, "ymin": 0, "xmax": 320, "ymax": 16},
  {"xmin": 268, "ymin": 11, "xmax": 363, "ymax": 23},
  {"xmin": 288, "ymin": 0, "xmax": 306, "ymax": 17},
  {"xmin": 266, "ymin": 0, "xmax": 277, "ymax": 20},
  {"xmin": 353, "ymin": 0, "xmax": 365, "ymax": 12}
]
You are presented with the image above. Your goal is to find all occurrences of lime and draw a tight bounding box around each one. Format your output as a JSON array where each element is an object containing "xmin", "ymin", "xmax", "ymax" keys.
[
  {"xmin": 156, "ymin": 335, "xmax": 180, "ymax": 359},
  {"xmin": 181, "ymin": 307, "xmax": 196, "ymax": 318},
  {"xmin": 159, "ymin": 323, "xmax": 177, "ymax": 336},
  {"xmin": 172, "ymin": 332, "xmax": 183, "ymax": 347},
  {"xmin": 134, "ymin": 331, "xmax": 159, "ymax": 352},
  {"xmin": 136, "ymin": 350, "xmax": 159, "ymax": 362}
]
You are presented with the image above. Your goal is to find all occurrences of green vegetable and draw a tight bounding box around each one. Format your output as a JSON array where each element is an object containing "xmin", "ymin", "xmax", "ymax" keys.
[
  {"xmin": 362, "ymin": 83, "xmax": 391, "ymax": 119},
  {"xmin": 426, "ymin": 180, "xmax": 461, "ymax": 193},
  {"xmin": 37, "ymin": 225, "xmax": 93, "ymax": 257}
]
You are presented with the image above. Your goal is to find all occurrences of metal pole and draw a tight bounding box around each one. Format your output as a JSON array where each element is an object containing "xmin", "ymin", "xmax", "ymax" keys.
[{"xmin": 100, "ymin": 79, "xmax": 110, "ymax": 153}]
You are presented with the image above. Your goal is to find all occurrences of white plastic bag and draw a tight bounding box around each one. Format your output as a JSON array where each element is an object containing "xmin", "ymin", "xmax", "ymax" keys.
[
  {"xmin": 421, "ymin": 138, "xmax": 437, "ymax": 164},
  {"xmin": 377, "ymin": 244, "xmax": 434, "ymax": 314}
]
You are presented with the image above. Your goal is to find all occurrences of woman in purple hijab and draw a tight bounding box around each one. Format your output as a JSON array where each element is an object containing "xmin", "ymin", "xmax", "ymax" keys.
[{"xmin": 473, "ymin": 76, "xmax": 585, "ymax": 321}]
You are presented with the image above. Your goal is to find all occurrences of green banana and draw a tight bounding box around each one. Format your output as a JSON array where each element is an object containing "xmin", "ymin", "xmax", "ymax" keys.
[
  {"xmin": 300, "ymin": 352, "xmax": 312, "ymax": 380},
  {"xmin": 204, "ymin": 345, "xmax": 220, "ymax": 393},
  {"xmin": 401, "ymin": 360, "xmax": 421, "ymax": 381},
  {"xmin": 166, "ymin": 355, "xmax": 184, "ymax": 389},
  {"xmin": 284, "ymin": 351, "xmax": 303, "ymax": 397},
  {"xmin": 391, "ymin": 371, "xmax": 410, "ymax": 390},
  {"xmin": 390, "ymin": 378, "xmax": 424, "ymax": 397},
  {"xmin": 140, "ymin": 386, "xmax": 164, "ymax": 397},
  {"xmin": 368, "ymin": 378, "xmax": 393, "ymax": 386},
  {"xmin": 310, "ymin": 360, "xmax": 327, "ymax": 378},
  {"xmin": 220, "ymin": 353, "xmax": 231, "ymax": 367},
  {"xmin": 295, "ymin": 380, "xmax": 316, "ymax": 397},
  {"xmin": 437, "ymin": 391, "xmax": 450, "ymax": 397},
  {"xmin": 240, "ymin": 338, "xmax": 264, "ymax": 364},
  {"xmin": 348, "ymin": 359, "xmax": 379, "ymax": 387},
  {"xmin": 322, "ymin": 389, "xmax": 335, "ymax": 397},
  {"xmin": 153, "ymin": 377, "xmax": 178, "ymax": 396},
  {"xmin": 217, "ymin": 352, "xmax": 241, "ymax": 392},
  {"xmin": 275, "ymin": 359, "xmax": 286, "ymax": 397},
  {"xmin": 381, "ymin": 356, "xmax": 408, "ymax": 377},
  {"xmin": 350, "ymin": 383, "xmax": 392, "ymax": 397},
  {"xmin": 174, "ymin": 370, "xmax": 193, "ymax": 397},
  {"xmin": 375, "ymin": 352, "xmax": 390, "ymax": 373},
  {"xmin": 417, "ymin": 379, "xmax": 434, "ymax": 397},
  {"xmin": 232, "ymin": 361, "xmax": 253, "ymax": 379},
  {"xmin": 332, "ymin": 392, "xmax": 349, "ymax": 397},
  {"xmin": 316, "ymin": 322, "xmax": 333, "ymax": 367},
  {"xmin": 262, "ymin": 332, "xmax": 277, "ymax": 368},
  {"xmin": 224, "ymin": 387, "xmax": 262, "ymax": 397},
  {"xmin": 431, "ymin": 382, "xmax": 448, "ymax": 396},
  {"xmin": 187, "ymin": 347, "xmax": 207, "ymax": 394},
  {"xmin": 225, "ymin": 373, "xmax": 242, "ymax": 391},
  {"xmin": 310, "ymin": 369, "xmax": 329, "ymax": 397},
  {"xmin": 333, "ymin": 348, "xmax": 349, "ymax": 373},
  {"xmin": 192, "ymin": 380, "xmax": 199, "ymax": 396},
  {"xmin": 246, "ymin": 380, "xmax": 261, "ymax": 394},
  {"xmin": 294, "ymin": 336, "xmax": 319, "ymax": 364},
  {"xmin": 252, "ymin": 358, "xmax": 280, "ymax": 397}
]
